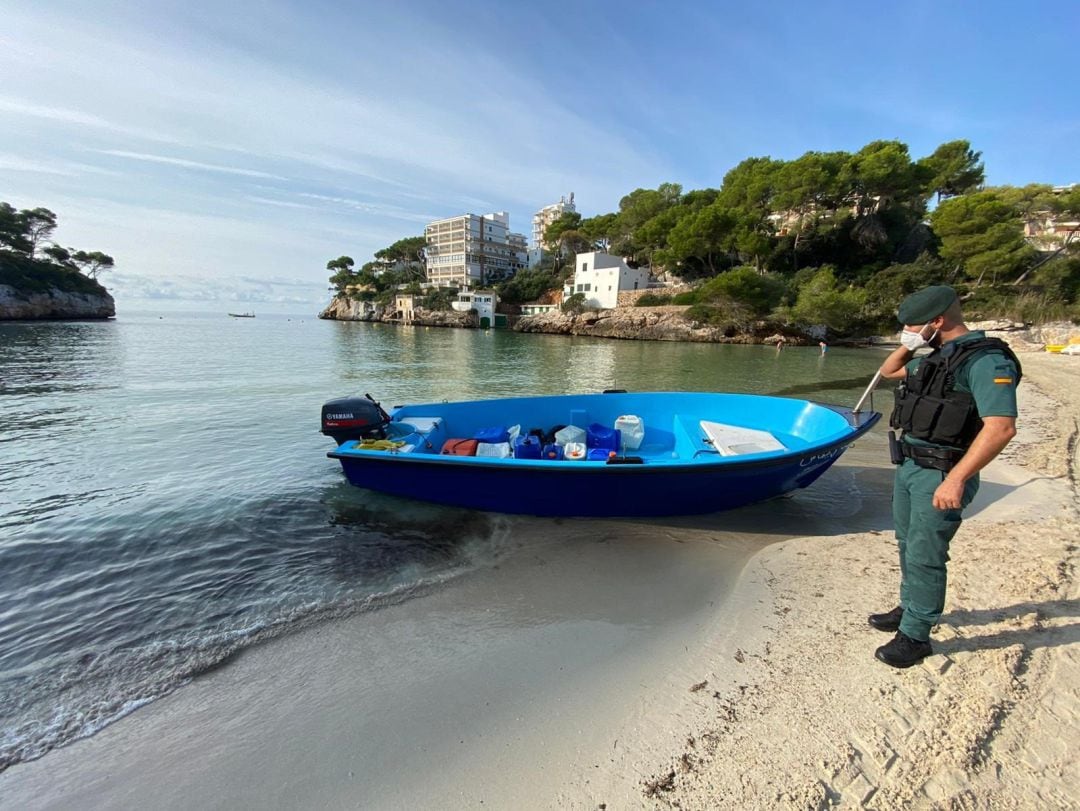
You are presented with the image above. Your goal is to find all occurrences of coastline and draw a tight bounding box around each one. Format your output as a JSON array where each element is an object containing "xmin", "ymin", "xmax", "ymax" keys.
[
  {"xmin": 0, "ymin": 355, "xmax": 1075, "ymax": 808},
  {"xmin": 319, "ymin": 296, "xmax": 1078, "ymax": 351}
]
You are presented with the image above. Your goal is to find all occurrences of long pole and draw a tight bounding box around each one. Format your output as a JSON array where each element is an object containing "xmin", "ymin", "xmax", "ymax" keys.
[{"xmin": 853, "ymin": 370, "xmax": 883, "ymax": 414}]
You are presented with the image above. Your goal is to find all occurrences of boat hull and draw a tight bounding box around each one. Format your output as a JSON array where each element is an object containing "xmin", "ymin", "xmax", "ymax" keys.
[
  {"xmin": 326, "ymin": 392, "xmax": 881, "ymax": 517},
  {"xmin": 333, "ymin": 437, "xmax": 861, "ymax": 516}
]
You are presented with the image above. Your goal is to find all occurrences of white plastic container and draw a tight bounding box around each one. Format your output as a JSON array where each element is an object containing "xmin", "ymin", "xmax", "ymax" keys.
[
  {"xmin": 476, "ymin": 441, "xmax": 513, "ymax": 458},
  {"xmin": 563, "ymin": 441, "xmax": 586, "ymax": 461},
  {"xmin": 614, "ymin": 415, "xmax": 645, "ymax": 450},
  {"xmin": 554, "ymin": 425, "xmax": 586, "ymax": 447}
]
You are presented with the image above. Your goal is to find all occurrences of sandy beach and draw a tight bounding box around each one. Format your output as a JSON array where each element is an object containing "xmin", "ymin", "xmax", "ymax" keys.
[
  {"xmin": 611, "ymin": 351, "xmax": 1080, "ymax": 809},
  {"xmin": 1, "ymin": 353, "xmax": 1076, "ymax": 810}
]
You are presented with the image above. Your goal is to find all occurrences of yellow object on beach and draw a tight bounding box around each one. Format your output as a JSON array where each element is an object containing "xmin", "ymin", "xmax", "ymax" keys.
[
  {"xmin": 1069, "ymin": 336, "xmax": 1080, "ymax": 345},
  {"xmin": 1045, "ymin": 345, "xmax": 1065, "ymax": 353}
]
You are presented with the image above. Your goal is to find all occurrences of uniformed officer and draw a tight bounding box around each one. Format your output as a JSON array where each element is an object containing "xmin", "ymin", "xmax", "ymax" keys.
[{"xmin": 872, "ymin": 285, "xmax": 1021, "ymax": 668}]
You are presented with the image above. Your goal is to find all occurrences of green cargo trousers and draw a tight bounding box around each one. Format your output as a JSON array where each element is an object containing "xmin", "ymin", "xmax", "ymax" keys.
[{"xmin": 892, "ymin": 458, "xmax": 980, "ymax": 641}]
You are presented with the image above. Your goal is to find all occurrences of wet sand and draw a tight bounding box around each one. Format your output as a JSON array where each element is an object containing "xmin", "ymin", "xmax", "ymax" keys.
[{"xmin": 1, "ymin": 354, "xmax": 1076, "ymax": 809}]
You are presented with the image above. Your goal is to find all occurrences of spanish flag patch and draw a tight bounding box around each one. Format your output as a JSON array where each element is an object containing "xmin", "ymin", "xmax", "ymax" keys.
[{"xmin": 993, "ymin": 377, "xmax": 1013, "ymax": 384}]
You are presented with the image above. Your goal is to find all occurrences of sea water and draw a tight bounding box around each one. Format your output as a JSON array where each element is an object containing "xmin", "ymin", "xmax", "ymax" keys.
[{"xmin": 0, "ymin": 311, "xmax": 885, "ymax": 771}]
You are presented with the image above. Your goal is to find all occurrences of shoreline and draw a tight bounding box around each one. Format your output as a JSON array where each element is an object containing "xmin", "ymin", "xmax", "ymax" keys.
[{"xmin": 320, "ymin": 299, "xmax": 1078, "ymax": 351}]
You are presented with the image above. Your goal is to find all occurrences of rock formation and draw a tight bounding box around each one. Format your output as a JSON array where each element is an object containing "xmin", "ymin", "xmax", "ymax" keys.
[
  {"xmin": 514, "ymin": 306, "xmax": 809, "ymax": 344},
  {"xmin": 318, "ymin": 297, "xmax": 477, "ymax": 328},
  {"xmin": 0, "ymin": 284, "xmax": 115, "ymax": 320}
]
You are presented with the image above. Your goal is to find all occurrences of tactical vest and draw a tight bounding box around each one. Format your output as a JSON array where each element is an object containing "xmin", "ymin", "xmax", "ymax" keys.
[{"xmin": 890, "ymin": 337, "xmax": 1022, "ymax": 449}]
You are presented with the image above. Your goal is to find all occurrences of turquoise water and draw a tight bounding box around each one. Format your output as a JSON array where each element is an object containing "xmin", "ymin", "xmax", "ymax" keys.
[{"xmin": 0, "ymin": 312, "xmax": 886, "ymax": 771}]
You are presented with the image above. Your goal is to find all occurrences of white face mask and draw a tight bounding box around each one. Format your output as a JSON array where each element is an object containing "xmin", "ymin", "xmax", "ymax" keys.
[{"xmin": 900, "ymin": 323, "xmax": 939, "ymax": 351}]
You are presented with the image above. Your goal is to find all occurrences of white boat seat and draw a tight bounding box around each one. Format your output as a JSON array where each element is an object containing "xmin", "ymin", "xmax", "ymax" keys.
[
  {"xmin": 699, "ymin": 420, "xmax": 787, "ymax": 457},
  {"xmin": 398, "ymin": 417, "xmax": 443, "ymax": 433}
]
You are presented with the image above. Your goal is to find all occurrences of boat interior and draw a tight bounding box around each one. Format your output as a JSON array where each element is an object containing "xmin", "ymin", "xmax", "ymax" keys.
[{"xmin": 333, "ymin": 392, "xmax": 859, "ymax": 465}]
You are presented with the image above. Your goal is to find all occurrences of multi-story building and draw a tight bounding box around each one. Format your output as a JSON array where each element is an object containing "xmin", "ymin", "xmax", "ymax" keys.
[
  {"xmin": 530, "ymin": 193, "xmax": 576, "ymax": 265},
  {"xmin": 424, "ymin": 212, "xmax": 527, "ymax": 288},
  {"xmin": 508, "ymin": 231, "xmax": 529, "ymax": 272}
]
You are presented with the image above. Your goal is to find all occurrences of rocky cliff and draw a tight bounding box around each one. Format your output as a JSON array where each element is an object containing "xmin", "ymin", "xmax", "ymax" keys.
[
  {"xmin": 0, "ymin": 284, "xmax": 115, "ymax": 320},
  {"xmin": 318, "ymin": 297, "xmax": 477, "ymax": 328},
  {"xmin": 514, "ymin": 306, "xmax": 808, "ymax": 343},
  {"xmin": 967, "ymin": 319, "xmax": 1080, "ymax": 351},
  {"xmin": 318, "ymin": 297, "xmax": 384, "ymax": 322}
]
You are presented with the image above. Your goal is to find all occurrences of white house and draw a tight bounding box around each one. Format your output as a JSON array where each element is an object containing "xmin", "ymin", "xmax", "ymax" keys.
[
  {"xmin": 451, "ymin": 289, "xmax": 497, "ymax": 327},
  {"xmin": 394, "ymin": 293, "xmax": 418, "ymax": 324},
  {"xmin": 564, "ymin": 252, "xmax": 651, "ymax": 309},
  {"xmin": 520, "ymin": 302, "xmax": 559, "ymax": 316}
]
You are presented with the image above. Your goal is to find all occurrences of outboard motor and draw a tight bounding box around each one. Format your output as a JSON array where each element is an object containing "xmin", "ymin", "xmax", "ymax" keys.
[{"xmin": 321, "ymin": 393, "xmax": 392, "ymax": 446}]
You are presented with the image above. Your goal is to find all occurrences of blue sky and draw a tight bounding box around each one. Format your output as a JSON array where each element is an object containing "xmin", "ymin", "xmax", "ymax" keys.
[{"xmin": 2, "ymin": 1, "xmax": 1076, "ymax": 310}]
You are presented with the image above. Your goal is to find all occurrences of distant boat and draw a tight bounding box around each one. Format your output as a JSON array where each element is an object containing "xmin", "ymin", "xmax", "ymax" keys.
[{"xmin": 228, "ymin": 312, "xmax": 255, "ymax": 318}]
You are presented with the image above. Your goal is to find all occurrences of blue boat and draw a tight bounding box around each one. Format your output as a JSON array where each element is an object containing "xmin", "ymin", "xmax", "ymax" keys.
[{"xmin": 322, "ymin": 391, "xmax": 881, "ymax": 517}]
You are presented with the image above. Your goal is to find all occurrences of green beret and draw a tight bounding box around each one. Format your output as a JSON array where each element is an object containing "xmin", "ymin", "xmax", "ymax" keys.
[{"xmin": 897, "ymin": 285, "xmax": 957, "ymax": 325}]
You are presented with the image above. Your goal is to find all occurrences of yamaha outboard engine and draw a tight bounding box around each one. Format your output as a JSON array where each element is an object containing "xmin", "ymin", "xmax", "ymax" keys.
[{"xmin": 321, "ymin": 393, "xmax": 392, "ymax": 446}]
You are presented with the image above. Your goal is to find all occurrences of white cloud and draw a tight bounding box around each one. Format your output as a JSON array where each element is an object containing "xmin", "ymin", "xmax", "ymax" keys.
[
  {"xmin": 243, "ymin": 195, "xmax": 318, "ymax": 210},
  {"xmin": 0, "ymin": 155, "xmax": 79, "ymax": 176},
  {"xmin": 94, "ymin": 149, "xmax": 286, "ymax": 180},
  {"xmin": 0, "ymin": 3, "xmax": 672, "ymax": 285},
  {"xmin": 296, "ymin": 193, "xmax": 434, "ymax": 223},
  {"xmin": 107, "ymin": 271, "xmax": 327, "ymax": 309}
]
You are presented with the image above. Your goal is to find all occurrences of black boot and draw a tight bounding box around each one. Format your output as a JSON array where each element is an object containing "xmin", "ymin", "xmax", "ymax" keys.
[
  {"xmin": 868, "ymin": 606, "xmax": 903, "ymax": 633},
  {"xmin": 875, "ymin": 631, "xmax": 932, "ymax": 669}
]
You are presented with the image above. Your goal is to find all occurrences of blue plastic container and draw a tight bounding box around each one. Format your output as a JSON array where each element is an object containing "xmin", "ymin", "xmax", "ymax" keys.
[
  {"xmin": 474, "ymin": 425, "xmax": 510, "ymax": 444},
  {"xmin": 586, "ymin": 422, "xmax": 621, "ymax": 451},
  {"xmin": 514, "ymin": 435, "xmax": 542, "ymax": 460},
  {"xmin": 587, "ymin": 447, "xmax": 614, "ymax": 461},
  {"xmin": 541, "ymin": 443, "xmax": 564, "ymax": 461}
]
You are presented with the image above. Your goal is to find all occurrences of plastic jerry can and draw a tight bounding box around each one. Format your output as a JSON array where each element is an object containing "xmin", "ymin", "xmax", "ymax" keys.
[
  {"xmin": 476, "ymin": 442, "xmax": 513, "ymax": 458},
  {"xmin": 554, "ymin": 425, "xmax": 585, "ymax": 447},
  {"xmin": 542, "ymin": 443, "xmax": 564, "ymax": 460},
  {"xmin": 586, "ymin": 422, "xmax": 620, "ymax": 451},
  {"xmin": 563, "ymin": 442, "xmax": 586, "ymax": 461},
  {"xmin": 614, "ymin": 415, "xmax": 644, "ymax": 450},
  {"xmin": 514, "ymin": 435, "xmax": 542, "ymax": 460}
]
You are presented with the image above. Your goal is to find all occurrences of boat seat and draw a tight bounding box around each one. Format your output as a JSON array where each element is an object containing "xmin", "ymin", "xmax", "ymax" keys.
[
  {"xmin": 699, "ymin": 420, "xmax": 787, "ymax": 456},
  {"xmin": 397, "ymin": 417, "xmax": 443, "ymax": 434}
]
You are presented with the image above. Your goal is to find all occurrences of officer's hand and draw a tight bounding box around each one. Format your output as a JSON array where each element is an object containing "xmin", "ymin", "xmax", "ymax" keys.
[{"xmin": 933, "ymin": 477, "xmax": 965, "ymax": 511}]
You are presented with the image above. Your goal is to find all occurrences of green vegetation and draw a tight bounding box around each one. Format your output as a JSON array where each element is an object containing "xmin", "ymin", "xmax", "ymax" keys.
[
  {"xmin": 561, "ymin": 292, "xmax": 587, "ymax": 314},
  {"xmin": 326, "ymin": 236, "xmax": 427, "ymax": 306},
  {"xmin": 496, "ymin": 267, "xmax": 559, "ymax": 305},
  {"xmin": 0, "ymin": 202, "xmax": 114, "ymax": 295},
  {"xmin": 328, "ymin": 139, "xmax": 1080, "ymax": 334}
]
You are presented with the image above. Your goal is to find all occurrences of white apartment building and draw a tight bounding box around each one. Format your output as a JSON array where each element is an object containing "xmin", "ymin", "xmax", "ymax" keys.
[
  {"xmin": 508, "ymin": 231, "xmax": 529, "ymax": 273},
  {"xmin": 424, "ymin": 212, "xmax": 527, "ymax": 288},
  {"xmin": 564, "ymin": 252, "xmax": 651, "ymax": 310},
  {"xmin": 530, "ymin": 193, "xmax": 577, "ymax": 263}
]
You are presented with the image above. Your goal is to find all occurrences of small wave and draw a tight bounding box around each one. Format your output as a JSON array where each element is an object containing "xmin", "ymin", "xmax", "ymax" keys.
[{"xmin": 0, "ymin": 514, "xmax": 518, "ymax": 774}]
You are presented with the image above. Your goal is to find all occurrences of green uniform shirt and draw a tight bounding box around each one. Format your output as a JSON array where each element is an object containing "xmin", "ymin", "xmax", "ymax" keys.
[{"xmin": 904, "ymin": 331, "xmax": 1019, "ymax": 447}]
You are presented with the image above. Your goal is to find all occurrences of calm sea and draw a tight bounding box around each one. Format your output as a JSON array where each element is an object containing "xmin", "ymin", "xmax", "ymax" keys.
[{"xmin": 0, "ymin": 311, "xmax": 885, "ymax": 772}]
